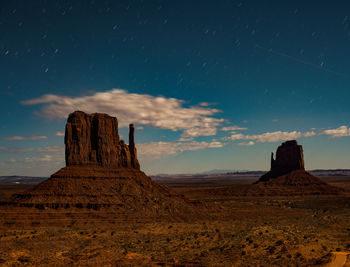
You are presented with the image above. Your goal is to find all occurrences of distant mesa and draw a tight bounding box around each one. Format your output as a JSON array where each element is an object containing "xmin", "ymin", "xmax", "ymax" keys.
[
  {"xmin": 257, "ymin": 140, "xmax": 304, "ymax": 182},
  {"xmin": 250, "ymin": 140, "xmax": 342, "ymax": 195},
  {"xmin": 12, "ymin": 111, "xmax": 197, "ymax": 216}
]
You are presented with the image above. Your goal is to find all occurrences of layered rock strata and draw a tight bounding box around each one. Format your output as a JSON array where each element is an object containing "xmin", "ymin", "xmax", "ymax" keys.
[
  {"xmin": 65, "ymin": 111, "xmax": 140, "ymax": 169},
  {"xmin": 248, "ymin": 140, "xmax": 343, "ymax": 195},
  {"xmin": 12, "ymin": 111, "xmax": 197, "ymax": 215}
]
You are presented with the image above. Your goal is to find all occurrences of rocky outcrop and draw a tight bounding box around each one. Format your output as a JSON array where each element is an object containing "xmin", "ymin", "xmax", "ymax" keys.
[
  {"xmin": 12, "ymin": 111, "xmax": 201, "ymax": 216},
  {"xmin": 12, "ymin": 166, "xmax": 196, "ymax": 214},
  {"xmin": 246, "ymin": 170, "xmax": 342, "ymax": 196},
  {"xmin": 129, "ymin": 124, "xmax": 140, "ymax": 170},
  {"xmin": 65, "ymin": 111, "xmax": 140, "ymax": 169},
  {"xmin": 259, "ymin": 140, "xmax": 304, "ymax": 182},
  {"xmin": 205, "ymin": 169, "xmax": 342, "ymax": 196},
  {"xmin": 247, "ymin": 140, "xmax": 343, "ymax": 195}
]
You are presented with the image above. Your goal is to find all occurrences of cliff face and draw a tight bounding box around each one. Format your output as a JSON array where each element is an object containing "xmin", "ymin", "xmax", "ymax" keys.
[
  {"xmin": 251, "ymin": 140, "xmax": 342, "ymax": 195},
  {"xmin": 271, "ymin": 140, "xmax": 304, "ymax": 175},
  {"xmin": 12, "ymin": 111, "xmax": 201, "ymax": 214},
  {"xmin": 65, "ymin": 111, "xmax": 140, "ymax": 169},
  {"xmin": 259, "ymin": 140, "xmax": 305, "ymax": 182}
]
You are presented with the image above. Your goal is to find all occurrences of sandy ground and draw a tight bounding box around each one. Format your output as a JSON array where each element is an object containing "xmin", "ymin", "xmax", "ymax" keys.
[
  {"xmin": 326, "ymin": 252, "xmax": 350, "ymax": 267},
  {"xmin": 0, "ymin": 177, "xmax": 349, "ymax": 266}
]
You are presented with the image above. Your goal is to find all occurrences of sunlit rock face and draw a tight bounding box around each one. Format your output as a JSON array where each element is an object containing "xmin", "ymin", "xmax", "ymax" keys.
[{"xmin": 65, "ymin": 111, "xmax": 140, "ymax": 169}]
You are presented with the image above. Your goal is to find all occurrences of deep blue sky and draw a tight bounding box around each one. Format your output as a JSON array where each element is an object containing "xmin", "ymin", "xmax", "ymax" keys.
[{"xmin": 1, "ymin": 1, "xmax": 350, "ymax": 176}]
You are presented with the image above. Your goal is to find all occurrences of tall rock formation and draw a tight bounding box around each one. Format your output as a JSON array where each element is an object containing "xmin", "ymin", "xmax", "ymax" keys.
[
  {"xmin": 65, "ymin": 111, "xmax": 140, "ymax": 169},
  {"xmin": 247, "ymin": 140, "xmax": 342, "ymax": 195},
  {"xmin": 129, "ymin": 124, "xmax": 140, "ymax": 170},
  {"xmin": 12, "ymin": 111, "xmax": 198, "ymax": 216},
  {"xmin": 259, "ymin": 140, "xmax": 304, "ymax": 182}
]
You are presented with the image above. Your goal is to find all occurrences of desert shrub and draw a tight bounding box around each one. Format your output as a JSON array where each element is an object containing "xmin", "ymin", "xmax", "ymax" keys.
[
  {"xmin": 17, "ymin": 256, "xmax": 30, "ymax": 263},
  {"xmin": 275, "ymin": 240, "xmax": 283, "ymax": 246},
  {"xmin": 267, "ymin": 246, "xmax": 276, "ymax": 254},
  {"xmin": 295, "ymin": 252, "xmax": 302, "ymax": 258}
]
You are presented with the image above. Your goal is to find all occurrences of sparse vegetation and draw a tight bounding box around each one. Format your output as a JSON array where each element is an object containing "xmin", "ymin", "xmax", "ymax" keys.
[{"xmin": 0, "ymin": 175, "xmax": 349, "ymax": 266}]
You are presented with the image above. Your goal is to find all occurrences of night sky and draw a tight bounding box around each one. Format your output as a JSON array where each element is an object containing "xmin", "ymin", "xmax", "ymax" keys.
[{"xmin": 1, "ymin": 1, "xmax": 350, "ymax": 176}]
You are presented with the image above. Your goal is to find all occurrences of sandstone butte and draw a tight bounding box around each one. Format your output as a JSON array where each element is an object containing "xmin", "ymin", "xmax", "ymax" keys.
[
  {"xmin": 12, "ymin": 111, "xmax": 199, "ymax": 217},
  {"xmin": 249, "ymin": 140, "xmax": 342, "ymax": 196}
]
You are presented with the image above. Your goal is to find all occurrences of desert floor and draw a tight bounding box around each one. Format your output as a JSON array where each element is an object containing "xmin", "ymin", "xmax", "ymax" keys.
[{"xmin": 0, "ymin": 175, "xmax": 350, "ymax": 266}]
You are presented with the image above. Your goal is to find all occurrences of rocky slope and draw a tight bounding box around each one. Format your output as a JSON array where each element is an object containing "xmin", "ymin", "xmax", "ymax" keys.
[
  {"xmin": 12, "ymin": 111, "xmax": 199, "ymax": 216},
  {"xmin": 250, "ymin": 140, "xmax": 342, "ymax": 195},
  {"xmin": 245, "ymin": 169, "xmax": 342, "ymax": 196}
]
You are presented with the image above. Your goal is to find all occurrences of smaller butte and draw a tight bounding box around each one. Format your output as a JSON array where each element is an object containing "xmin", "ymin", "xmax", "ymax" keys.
[{"xmin": 248, "ymin": 140, "xmax": 342, "ymax": 196}]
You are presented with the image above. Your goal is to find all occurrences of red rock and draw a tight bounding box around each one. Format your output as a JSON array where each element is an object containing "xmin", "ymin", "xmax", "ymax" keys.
[
  {"xmin": 248, "ymin": 140, "xmax": 343, "ymax": 195},
  {"xmin": 13, "ymin": 166, "xmax": 196, "ymax": 214},
  {"xmin": 248, "ymin": 170, "xmax": 342, "ymax": 196},
  {"xmin": 65, "ymin": 111, "xmax": 139, "ymax": 169},
  {"xmin": 259, "ymin": 140, "xmax": 304, "ymax": 182},
  {"xmin": 12, "ymin": 111, "xmax": 201, "ymax": 217}
]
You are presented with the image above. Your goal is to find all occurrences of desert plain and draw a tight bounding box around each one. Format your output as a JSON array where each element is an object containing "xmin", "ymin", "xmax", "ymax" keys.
[{"xmin": 0, "ymin": 171, "xmax": 350, "ymax": 266}]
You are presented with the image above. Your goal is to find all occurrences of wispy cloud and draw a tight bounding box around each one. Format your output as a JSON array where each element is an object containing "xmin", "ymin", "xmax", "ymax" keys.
[
  {"xmin": 199, "ymin": 102, "xmax": 211, "ymax": 107},
  {"xmin": 323, "ymin": 126, "xmax": 350, "ymax": 138},
  {"xmin": 178, "ymin": 137, "xmax": 194, "ymax": 142},
  {"xmin": 3, "ymin": 135, "xmax": 47, "ymax": 141},
  {"xmin": 55, "ymin": 131, "xmax": 65, "ymax": 136},
  {"xmin": 237, "ymin": 141, "xmax": 255, "ymax": 146},
  {"xmin": 0, "ymin": 145, "xmax": 64, "ymax": 154},
  {"xmin": 0, "ymin": 145, "xmax": 65, "ymax": 176},
  {"xmin": 138, "ymin": 140, "xmax": 225, "ymax": 158},
  {"xmin": 221, "ymin": 125, "xmax": 248, "ymax": 131},
  {"xmin": 22, "ymin": 89, "xmax": 225, "ymax": 137},
  {"xmin": 17, "ymin": 154, "xmax": 54, "ymax": 163},
  {"xmin": 181, "ymin": 127, "xmax": 217, "ymax": 137},
  {"xmin": 223, "ymin": 130, "xmax": 316, "ymax": 143}
]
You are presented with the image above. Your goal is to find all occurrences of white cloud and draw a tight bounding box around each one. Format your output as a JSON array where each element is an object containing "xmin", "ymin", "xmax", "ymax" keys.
[
  {"xmin": 199, "ymin": 102, "xmax": 210, "ymax": 107},
  {"xmin": 181, "ymin": 127, "xmax": 217, "ymax": 137},
  {"xmin": 323, "ymin": 126, "xmax": 350, "ymax": 138},
  {"xmin": 0, "ymin": 145, "xmax": 65, "ymax": 176},
  {"xmin": 221, "ymin": 125, "xmax": 248, "ymax": 131},
  {"xmin": 55, "ymin": 131, "xmax": 65, "ymax": 136},
  {"xmin": 237, "ymin": 141, "xmax": 255, "ymax": 146},
  {"xmin": 223, "ymin": 130, "xmax": 315, "ymax": 143},
  {"xmin": 21, "ymin": 154, "xmax": 54, "ymax": 162},
  {"xmin": 303, "ymin": 131, "xmax": 316, "ymax": 137},
  {"xmin": 3, "ymin": 135, "xmax": 47, "ymax": 141},
  {"xmin": 138, "ymin": 140, "xmax": 225, "ymax": 158},
  {"xmin": 39, "ymin": 155, "xmax": 53, "ymax": 161},
  {"xmin": 178, "ymin": 137, "xmax": 194, "ymax": 142},
  {"xmin": 22, "ymin": 89, "xmax": 224, "ymax": 137},
  {"xmin": 0, "ymin": 145, "xmax": 64, "ymax": 155}
]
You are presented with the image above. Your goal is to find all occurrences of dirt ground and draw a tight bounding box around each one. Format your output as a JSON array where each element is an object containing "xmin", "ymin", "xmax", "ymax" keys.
[{"xmin": 0, "ymin": 175, "xmax": 350, "ymax": 266}]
